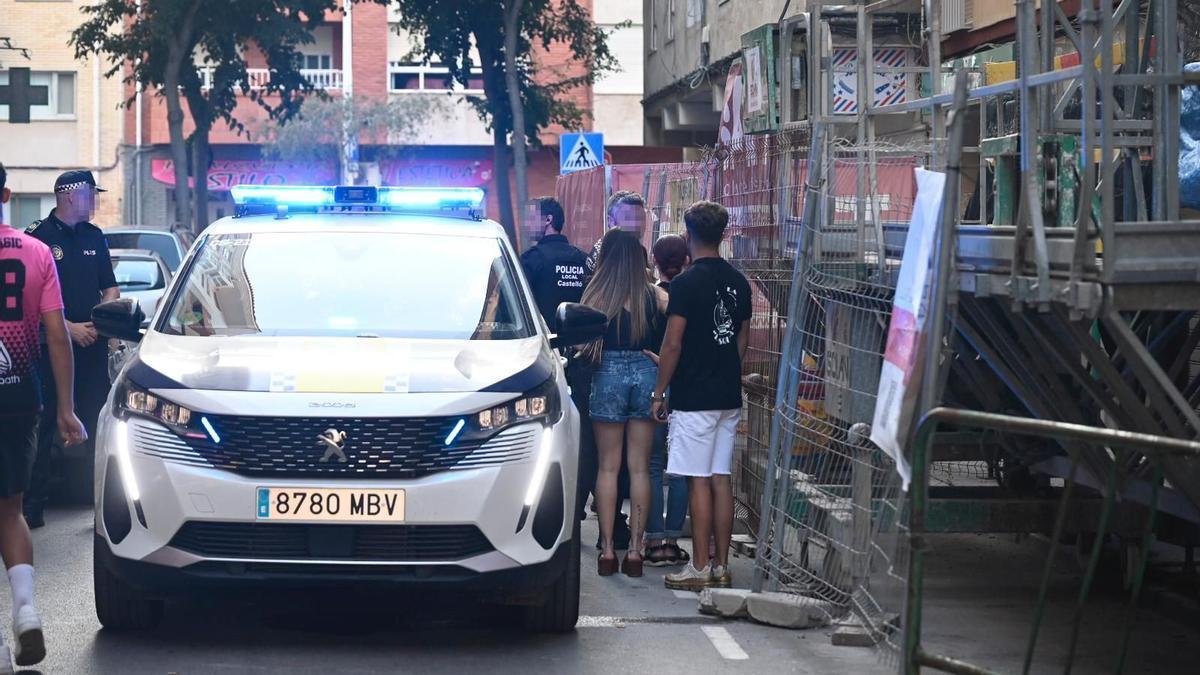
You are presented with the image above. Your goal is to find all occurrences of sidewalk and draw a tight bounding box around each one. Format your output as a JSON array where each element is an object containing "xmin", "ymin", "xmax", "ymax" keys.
[{"xmin": 576, "ymin": 513, "xmax": 891, "ymax": 674}]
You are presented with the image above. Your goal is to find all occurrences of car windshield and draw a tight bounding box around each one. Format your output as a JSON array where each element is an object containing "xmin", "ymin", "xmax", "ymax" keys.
[
  {"xmin": 106, "ymin": 232, "xmax": 181, "ymax": 269},
  {"xmin": 112, "ymin": 258, "xmax": 164, "ymax": 291},
  {"xmin": 159, "ymin": 231, "xmax": 533, "ymax": 340}
]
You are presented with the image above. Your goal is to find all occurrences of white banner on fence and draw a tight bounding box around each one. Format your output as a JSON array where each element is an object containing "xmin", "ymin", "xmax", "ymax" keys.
[{"xmin": 871, "ymin": 168, "xmax": 947, "ymax": 491}]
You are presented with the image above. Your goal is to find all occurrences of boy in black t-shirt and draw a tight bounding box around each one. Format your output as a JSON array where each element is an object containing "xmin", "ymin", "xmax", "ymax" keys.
[{"xmin": 650, "ymin": 201, "xmax": 752, "ymax": 590}]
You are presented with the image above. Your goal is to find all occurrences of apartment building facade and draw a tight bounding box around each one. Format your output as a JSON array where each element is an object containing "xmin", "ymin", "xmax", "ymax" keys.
[
  {"xmin": 125, "ymin": 0, "xmax": 666, "ymax": 227},
  {"xmin": 641, "ymin": 0, "xmax": 1053, "ymax": 152},
  {"xmin": 0, "ymin": 0, "xmax": 126, "ymax": 228}
]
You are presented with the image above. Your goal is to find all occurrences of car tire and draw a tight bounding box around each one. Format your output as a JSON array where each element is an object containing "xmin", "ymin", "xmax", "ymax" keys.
[
  {"xmin": 523, "ymin": 528, "xmax": 580, "ymax": 633},
  {"xmin": 94, "ymin": 537, "xmax": 163, "ymax": 631}
]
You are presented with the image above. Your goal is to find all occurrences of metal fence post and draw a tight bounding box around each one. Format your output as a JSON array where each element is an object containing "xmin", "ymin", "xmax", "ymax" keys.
[
  {"xmin": 752, "ymin": 122, "xmax": 827, "ymax": 593},
  {"xmin": 907, "ymin": 66, "xmax": 970, "ymax": 675}
]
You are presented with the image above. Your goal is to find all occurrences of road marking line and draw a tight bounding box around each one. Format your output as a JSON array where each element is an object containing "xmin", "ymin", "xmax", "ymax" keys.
[
  {"xmin": 577, "ymin": 615, "xmax": 719, "ymax": 627},
  {"xmin": 672, "ymin": 590, "xmax": 696, "ymax": 599},
  {"xmin": 577, "ymin": 616, "xmax": 627, "ymax": 628},
  {"xmin": 701, "ymin": 626, "xmax": 749, "ymax": 660}
]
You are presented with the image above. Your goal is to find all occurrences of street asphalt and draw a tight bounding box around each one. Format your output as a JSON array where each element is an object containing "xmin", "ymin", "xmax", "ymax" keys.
[{"xmin": 20, "ymin": 506, "xmax": 887, "ymax": 675}]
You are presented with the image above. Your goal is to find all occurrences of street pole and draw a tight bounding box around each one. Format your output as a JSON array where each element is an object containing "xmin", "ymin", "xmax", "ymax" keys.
[{"xmin": 341, "ymin": 0, "xmax": 357, "ymax": 185}]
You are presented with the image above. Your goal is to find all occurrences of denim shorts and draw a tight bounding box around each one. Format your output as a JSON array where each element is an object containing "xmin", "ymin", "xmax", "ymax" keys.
[{"xmin": 589, "ymin": 350, "xmax": 658, "ymax": 423}]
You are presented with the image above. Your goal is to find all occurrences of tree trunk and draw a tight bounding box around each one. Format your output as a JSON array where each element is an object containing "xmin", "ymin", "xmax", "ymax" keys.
[
  {"xmin": 185, "ymin": 85, "xmax": 212, "ymax": 234},
  {"xmin": 162, "ymin": 51, "xmax": 191, "ymax": 229},
  {"xmin": 191, "ymin": 128, "xmax": 210, "ymax": 234},
  {"xmin": 477, "ymin": 41, "xmax": 517, "ymax": 243},
  {"xmin": 503, "ymin": 0, "xmax": 528, "ymax": 249},
  {"xmin": 162, "ymin": 2, "xmax": 202, "ymax": 230},
  {"xmin": 492, "ymin": 124, "xmax": 517, "ymax": 246}
]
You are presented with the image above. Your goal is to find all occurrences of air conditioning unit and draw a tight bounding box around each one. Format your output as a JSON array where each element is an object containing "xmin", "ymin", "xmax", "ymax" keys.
[{"xmin": 941, "ymin": 0, "xmax": 974, "ymax": 34}]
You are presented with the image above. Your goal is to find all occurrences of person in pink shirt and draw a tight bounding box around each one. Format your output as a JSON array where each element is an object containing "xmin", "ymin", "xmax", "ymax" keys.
[{"xmin": 0, "ymin": 162, "xmax": 86, "ymax": 671}]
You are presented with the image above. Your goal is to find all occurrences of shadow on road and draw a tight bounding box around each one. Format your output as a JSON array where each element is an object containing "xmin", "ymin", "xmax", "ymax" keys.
[{"xmin": 84, "ymin": 591, "xmax": 581, "ymax": 672}]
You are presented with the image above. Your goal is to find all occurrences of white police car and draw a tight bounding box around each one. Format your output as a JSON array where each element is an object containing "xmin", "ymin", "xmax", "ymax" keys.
[{"xmin": 89, "ymin": 186, "xmax": 605, "ymax": 632}]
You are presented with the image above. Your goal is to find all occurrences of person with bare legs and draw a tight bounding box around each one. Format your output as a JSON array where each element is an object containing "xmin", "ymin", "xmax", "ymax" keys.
[
  {"xmin": 583, "ymin": 229, "xmax": 667, "ymax": 577},
  {"xmin": 651, "ymin": 201, "xmax": 752, "ymax": 590},
  {"xmin": 0, "ymin": 162, "xmax": 87, "ymax": 672}
]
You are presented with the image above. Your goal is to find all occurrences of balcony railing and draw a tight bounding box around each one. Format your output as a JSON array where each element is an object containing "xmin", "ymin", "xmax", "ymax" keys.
[{"xmin": 198, "ymin": 68, "xmax": 343, "ymax": 91}]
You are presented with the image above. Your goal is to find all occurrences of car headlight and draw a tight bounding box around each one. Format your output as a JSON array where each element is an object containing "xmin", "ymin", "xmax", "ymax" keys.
[
  {"xmin": 473, "ymin": 377, "xmax": 561, "ymax": 433},
  {"xmin": 115, "ymin": 379, "xmax": 198, "ymax": 434}
]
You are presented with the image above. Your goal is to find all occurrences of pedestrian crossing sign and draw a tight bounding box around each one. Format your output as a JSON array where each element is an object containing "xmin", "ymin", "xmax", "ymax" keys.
[{"xmin": 560, "ymin": 132, "xmax": 604, "ymax": 174}]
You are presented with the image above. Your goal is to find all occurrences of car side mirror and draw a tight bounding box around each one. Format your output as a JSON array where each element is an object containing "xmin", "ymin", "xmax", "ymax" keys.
[
  {"xmin": 550, "ymin": 302, "xmax": 607, "ymax": 349},
  {"xmin": 92, "ymin": 298, "xmax": 146, "ymax": 343}
]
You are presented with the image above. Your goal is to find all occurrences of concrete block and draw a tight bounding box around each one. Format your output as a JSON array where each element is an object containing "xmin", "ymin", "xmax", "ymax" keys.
[
  {"xmin": 746, "ymin": 592, "xmax": 836, "ymax": 629},
  {"xmin": 699, "ymin": 588, "xmax": 751, "ymax": 618},
  {"xmin": 831, "ymin": 625, "xmax": 876, "ymax": 647}
]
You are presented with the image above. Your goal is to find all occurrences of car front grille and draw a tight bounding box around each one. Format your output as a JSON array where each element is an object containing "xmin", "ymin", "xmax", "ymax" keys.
[
  {"xmin": 169, "ymin": 521, "xmax": 494, "ymax": 561},
  {"xmin": 148, "ymin": 415, "xmax": 537, "ymax": 479}
]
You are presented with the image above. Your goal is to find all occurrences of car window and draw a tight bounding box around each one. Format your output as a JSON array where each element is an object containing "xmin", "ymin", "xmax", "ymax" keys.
[
  {"xmin": 159, "ymin": 231, "xmax": 533, "ymax": 340},
  {"xmin": 112, "ymin": 258, "xmax": 165, "ymax": 291},
  {"xmin": 105, "ymin": 232, "xmax": 181, "ymax": 269}
]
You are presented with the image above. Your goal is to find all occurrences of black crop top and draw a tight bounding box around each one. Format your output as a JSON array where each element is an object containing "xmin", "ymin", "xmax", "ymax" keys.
[{"xmin": 601, "ymin": 288, "xmax": 665, "ymax": 352}]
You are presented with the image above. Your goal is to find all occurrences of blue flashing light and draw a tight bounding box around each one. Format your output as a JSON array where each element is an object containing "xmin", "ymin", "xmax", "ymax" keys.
[
  {"xmin": 231, "ymin": 185, "xmax": 335, "ymax": 206},
  {"xmin": 381, "ymin": 187, "xmax": 485, "ymax": 210},
  {"xmin": 201, "ymin": 416, "xmax": 222, "ymax": 444},
  {"xmin": 231, "ymin": 184, "xmax": 485, "ymax": 213},
  {"xmin": 444, "ymin": 418, "xmax": 466, "ymax": 446}
]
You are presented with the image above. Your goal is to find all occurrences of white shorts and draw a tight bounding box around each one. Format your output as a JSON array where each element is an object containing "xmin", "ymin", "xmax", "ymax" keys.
[{"xmin": 666, "ymin": 409, "xmax": 741, "ymax": 477}]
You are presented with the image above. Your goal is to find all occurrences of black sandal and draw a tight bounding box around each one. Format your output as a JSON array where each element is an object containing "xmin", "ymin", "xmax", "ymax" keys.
[
  {"xmin": 666, "ymin": 543, "xmax": 690, "ymax": 566},
  {"xmin": 644, "ymin": 544, "xmax": 674, "ymax": 567}
]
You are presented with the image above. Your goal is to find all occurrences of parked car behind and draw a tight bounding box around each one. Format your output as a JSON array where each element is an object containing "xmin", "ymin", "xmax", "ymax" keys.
[
  {"xmin": 107, "ymin": 249, "xmax": 171, "ymax": 382},
  {"xmin": 105, "ymin": 227, "xmax": 194, "ymax": 273}
]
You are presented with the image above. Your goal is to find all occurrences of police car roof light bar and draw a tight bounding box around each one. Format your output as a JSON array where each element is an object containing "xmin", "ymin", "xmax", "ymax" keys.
[
  {"xmin": 231, "ymin": 185, "xmax": 336, "ymax": 206},
  {"xmin": 231, "ymin": 185, "xmax": 485, "ymax": 215}
]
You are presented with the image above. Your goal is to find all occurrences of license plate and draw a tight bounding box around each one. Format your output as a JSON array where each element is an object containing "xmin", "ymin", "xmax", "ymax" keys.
[{"xmin": 256, "ymin": 487, "xmax": 405, "ymax": 522}]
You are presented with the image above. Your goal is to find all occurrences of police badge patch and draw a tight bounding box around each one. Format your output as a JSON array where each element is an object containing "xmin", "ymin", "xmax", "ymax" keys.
[{"xmin": 50, "ymin": 244, "xmax": 65, "ymax": 261}]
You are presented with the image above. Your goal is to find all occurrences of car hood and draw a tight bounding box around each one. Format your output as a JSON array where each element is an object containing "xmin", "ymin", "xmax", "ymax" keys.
[{"xmin": 132, "ymin": 333, "xmax": 552, "ymax": 394}]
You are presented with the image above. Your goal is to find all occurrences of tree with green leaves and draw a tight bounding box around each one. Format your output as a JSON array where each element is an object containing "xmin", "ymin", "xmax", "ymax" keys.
[
  {"xmin": 391, "ymin": 0, "xmax": 618, "ymax": 244},
  {"xmin": 257, "ymin": 95, "xmax": 444, "ymax": 178},
  {"xmin": 71, "ymin": 0, "xmax": 339, "ymax": 233}
]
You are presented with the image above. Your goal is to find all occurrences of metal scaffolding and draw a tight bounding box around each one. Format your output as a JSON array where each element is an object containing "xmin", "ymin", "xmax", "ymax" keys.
[{"xmin": 750, "ymin": 0, "xmax": 1200, "ymax": 672}]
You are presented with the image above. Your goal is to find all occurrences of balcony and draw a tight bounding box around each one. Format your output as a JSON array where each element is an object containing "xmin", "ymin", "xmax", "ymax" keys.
[{"xmin": 199, "ymin": 68, "xmax": 343, "ymax": 91}]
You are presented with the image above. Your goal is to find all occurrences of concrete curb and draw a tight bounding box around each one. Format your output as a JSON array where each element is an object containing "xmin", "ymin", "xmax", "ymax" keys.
[
  {"xmin": 699, "ymin": 588, "xmax": 752, "ymax": 618},
  {"xmin": 745, "ymin": 592, "xmax": 837, "ymax": 629},
  {"xmin": 693, "ymin": 589, "xmax": 838, "ymax": 630}
]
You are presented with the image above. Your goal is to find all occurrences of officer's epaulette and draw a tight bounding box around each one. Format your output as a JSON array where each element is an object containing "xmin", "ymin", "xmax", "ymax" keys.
[{"xmin": 25, "ymin": 220, "xmax": 43, "ymax": 234}]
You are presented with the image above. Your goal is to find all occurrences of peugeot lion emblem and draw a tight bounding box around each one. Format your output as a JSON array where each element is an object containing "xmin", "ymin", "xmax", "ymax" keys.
[{"xmin": 316, "ymin": 428, "xmax": 348, "ymax": 463}]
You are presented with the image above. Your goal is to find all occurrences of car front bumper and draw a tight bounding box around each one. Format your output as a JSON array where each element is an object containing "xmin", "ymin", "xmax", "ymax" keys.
[{"xmin": 94, "ymin": 408, "xmax": 579, "ymax": 594}]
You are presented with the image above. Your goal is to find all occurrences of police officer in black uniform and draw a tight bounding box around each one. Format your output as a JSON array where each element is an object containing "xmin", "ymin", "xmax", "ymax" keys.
[
  {"xmin": 24, "ymin": 171, "xmax": 119, "ymax": 527},
  {"xmin": 519, "ymin": 196, "xmax": 589, "ymax": 328}
]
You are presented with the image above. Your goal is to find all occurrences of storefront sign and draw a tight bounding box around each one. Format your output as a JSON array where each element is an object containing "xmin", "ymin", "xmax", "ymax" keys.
[
  {"xmin": 378, "ymin": 159, "xmax": 493, "ymax": 187},
  {"xmin": 151, "ymin": 160, "xmax": 337, "ymax": 191}
]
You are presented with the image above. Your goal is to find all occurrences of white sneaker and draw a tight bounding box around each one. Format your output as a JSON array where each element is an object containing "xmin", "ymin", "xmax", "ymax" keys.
[
  {"xmin": 12, "ymin": 605, "xmax": 45, "ymax": 667},
  {"xmin": 665, "ymin": 563, "xmax": 713, "ymax": 591},
  {"xmin": 0, "ymin": 645, "xmax": 13, "ymax": 675},
  {"xmin": 711, "ymin": 564, "xmax": 732, "ymax": 588}
]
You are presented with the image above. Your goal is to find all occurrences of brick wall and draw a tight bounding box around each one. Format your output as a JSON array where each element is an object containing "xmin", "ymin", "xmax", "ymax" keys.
[
  {"xmin": 532, "ymin": 0, "xmax": 594, "ymax": 144},
  {"xmin": 351, "ymin": 2, "xmax": 390, "ymax": 101}
]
